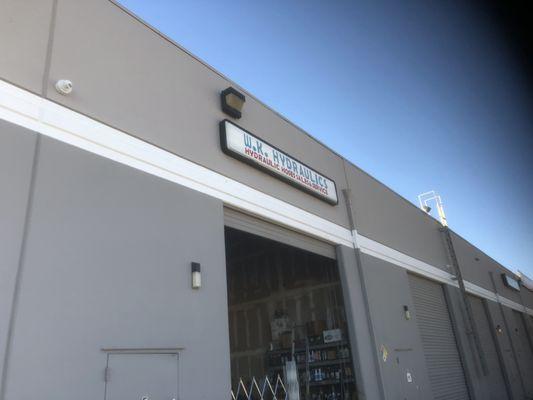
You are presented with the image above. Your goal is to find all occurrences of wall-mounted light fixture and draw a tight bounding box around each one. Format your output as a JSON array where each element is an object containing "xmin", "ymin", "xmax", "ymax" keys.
[
  {"xmin": 191, "ymin": 262, "xmax": 201, "ymax": 289},
  {"xmin": 221, "ymin": 87, "xmax": 245, "ymax": 119},
  {"xmin": 403, "ymin": 305, "xmax": 411, "ymax": 320},
  {"xmin": 496, "ymin": 324, "xmax": 503, "ymax": 334}
]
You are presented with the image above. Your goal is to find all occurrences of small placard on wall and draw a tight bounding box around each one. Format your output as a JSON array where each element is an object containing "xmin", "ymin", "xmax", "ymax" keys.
[{"xmin": 323, "ymin": 329, "xmax": 342, "ymax": 343}]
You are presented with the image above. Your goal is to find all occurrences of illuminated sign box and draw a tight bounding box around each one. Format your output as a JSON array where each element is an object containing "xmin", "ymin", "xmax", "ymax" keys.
[
  {"xmin": 501, "ymin": 274, "xmax": 520, "ymax": 291},
  {"xmin": 220, "ymin": 120, "xmax": 338, "ymax": 205}
]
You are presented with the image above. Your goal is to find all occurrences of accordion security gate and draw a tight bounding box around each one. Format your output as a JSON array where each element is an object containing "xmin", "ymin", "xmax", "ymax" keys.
[{"xmin": 231, "ymin": 375, "xmax": 288, "ymax": 400}]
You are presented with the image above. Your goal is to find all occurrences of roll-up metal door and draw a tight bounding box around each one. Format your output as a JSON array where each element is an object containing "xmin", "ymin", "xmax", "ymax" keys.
[
  {"xmin": 468, "ymin": 295, "xmax": 509, "ymax": 400},
  {"xmin": 408, "ymin": 274, "xmax": 470, "ymax": 400},
  {"xmin": 511, "ymin": 310, "xmax": 533, "ymax": 398},
  {"xmin": 223, "ymin": 207, "xmax": 335, "ymax": 259}
]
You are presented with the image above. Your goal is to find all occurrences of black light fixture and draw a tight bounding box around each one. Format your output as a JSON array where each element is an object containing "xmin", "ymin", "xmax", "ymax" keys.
[
  {"xmin": 422, "ymin": 205, "xmax": 432, "ymax": 213},
  {"xmin": 403, "ymin": 305, "xmax": 411, "ymax": 320},
  {"xmin": 221, "ymin": 87, "xmax": 245, "ymax": 119},
  {"xmin": 191, "ymin": 262, "xmax": 201, "ymax": 289}
]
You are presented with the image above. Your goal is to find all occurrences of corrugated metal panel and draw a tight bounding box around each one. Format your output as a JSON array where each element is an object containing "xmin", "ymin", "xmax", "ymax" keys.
[
  {"xmin": 468, "ymin": 295, "xmax": 509, "ymax": 400},
  {"xmin": 511, "ymin": 310, "xmax": 533, "ymax": 398},
  {"xmin": 408, "ymin": 274, "xmax": 470, "ymax": 400},
  {"xmin": 224, "ymin": 207, "xmax": 336, "ymax": 259}
]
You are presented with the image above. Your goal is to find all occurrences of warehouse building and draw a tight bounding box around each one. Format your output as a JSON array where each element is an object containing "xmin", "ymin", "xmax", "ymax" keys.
[{"xmin": 1, "ymin": 1, "xmax": 533, "ymax": 399}]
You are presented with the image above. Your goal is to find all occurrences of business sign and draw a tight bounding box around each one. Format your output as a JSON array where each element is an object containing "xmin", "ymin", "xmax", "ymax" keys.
[
  {"xmin": 501, "ymin": 274, "xmax": 520, "ymax": 291},
  {"xmin": 220, "ymin": 120, "xmax": 338, "ymax": 205}
]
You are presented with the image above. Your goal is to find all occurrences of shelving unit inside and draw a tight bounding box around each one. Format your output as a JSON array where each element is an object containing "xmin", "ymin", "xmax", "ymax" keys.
[{"xmin": 267, "ymin": 337, "xmax": 355, "ymax": 399}]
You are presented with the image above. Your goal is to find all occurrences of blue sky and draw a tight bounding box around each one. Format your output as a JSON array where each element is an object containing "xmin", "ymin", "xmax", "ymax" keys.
[{"xmin": 119, "ymin": 0, "xmax": 533, "ymax": 277}]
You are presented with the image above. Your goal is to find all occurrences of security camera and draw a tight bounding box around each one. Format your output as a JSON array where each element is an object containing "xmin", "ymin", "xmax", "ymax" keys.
[{"xmin": 55, "ymin": 79, "xmax": 73, "ymax": 95}]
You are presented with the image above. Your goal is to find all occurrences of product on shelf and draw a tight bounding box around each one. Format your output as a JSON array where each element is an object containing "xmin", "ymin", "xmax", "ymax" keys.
[{"xmin": 266, "ymin": 336, "xmax": 356, "ymax": 399}]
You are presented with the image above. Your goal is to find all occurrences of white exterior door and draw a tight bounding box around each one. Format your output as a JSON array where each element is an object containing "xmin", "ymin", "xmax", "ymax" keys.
[{"xmin": 105, "ymin": 353, "xmax": 178, "ymax": 400}]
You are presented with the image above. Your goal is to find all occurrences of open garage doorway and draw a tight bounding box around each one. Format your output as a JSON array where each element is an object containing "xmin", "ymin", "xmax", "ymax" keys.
[{"xmin": 225, "ymin": 224, "xmax": 358, "ymax": 400}]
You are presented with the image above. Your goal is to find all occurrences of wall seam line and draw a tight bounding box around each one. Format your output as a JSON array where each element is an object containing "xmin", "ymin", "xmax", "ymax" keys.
[
  {"xmin": 41, "ymin": 0, "xmax": 58, "ymax": 97},
  {"xmin": 489, "ymin": 272, "xmax": 527, "ymax": 398},
  {"xmin": 342, "ymin": 189, "xmax": 387, "ymax": 400},
  {"xmin": 0, "ymin": 135, "xmax": 41, "ymax": 400}
]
